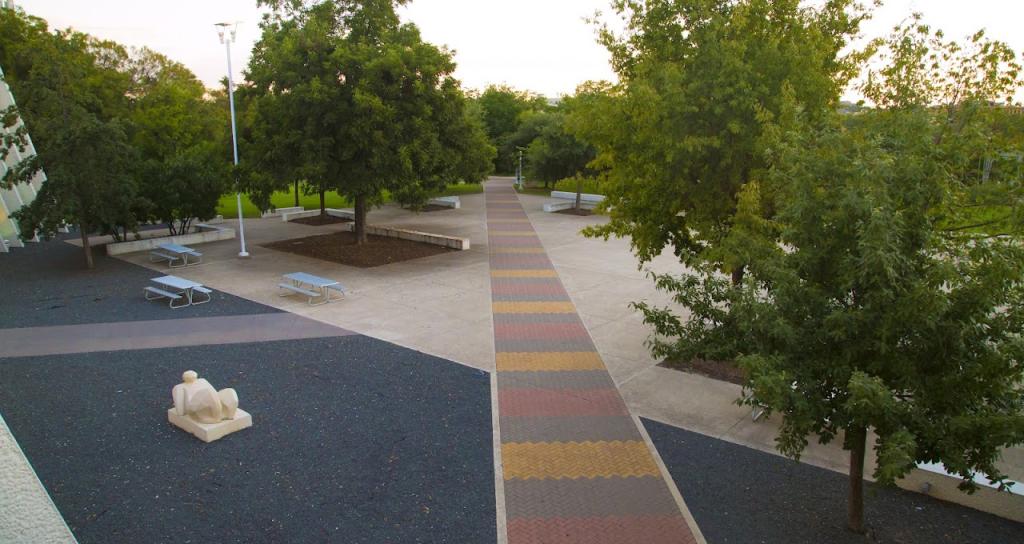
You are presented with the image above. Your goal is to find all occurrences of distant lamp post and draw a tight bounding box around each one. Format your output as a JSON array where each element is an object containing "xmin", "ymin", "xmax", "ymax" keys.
[
  {"xmin": 515, "ymin": 146, "xmax": 525, "ymax": 190},
  {"xmin": 216, "ymin": 22, "xmax": 249, "ymax": 258}
]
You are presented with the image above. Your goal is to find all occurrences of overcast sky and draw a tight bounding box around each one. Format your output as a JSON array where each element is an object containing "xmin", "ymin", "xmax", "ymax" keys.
[{"xmin": 12, "ymin": 0, "xmax": 1024, "ymax": 99}]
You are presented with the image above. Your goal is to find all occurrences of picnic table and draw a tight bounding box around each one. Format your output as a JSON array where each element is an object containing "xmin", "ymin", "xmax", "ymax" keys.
[
  {"xmin": 144, "ymin": 275, "xmax": 212, "ymax": 309},
  {"xmin": 279, "ymin": 272, "xmax": 346, "ymax": 306},
  {"xmin": 149, "ymin": 243, "xmax": 203, "ymax": 268}
]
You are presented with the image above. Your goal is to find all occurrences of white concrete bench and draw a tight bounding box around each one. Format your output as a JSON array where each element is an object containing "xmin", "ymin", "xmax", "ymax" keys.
[
  {"xmin": 261, "ymin": 206, "xmax": 304, "ymax": 218},
  {"xmin": 427, "ymin": 196, "xmax": 461, "ymax": 209},
  {"xmin": 543, "ymin": 191, "xmax": 605, "ymax": 213}
]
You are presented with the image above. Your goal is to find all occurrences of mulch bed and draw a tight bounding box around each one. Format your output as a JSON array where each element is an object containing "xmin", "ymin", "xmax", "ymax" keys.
[
  {"xmin": 417, "ymin": 204, "xmax": 453, "ymax": 212},
  {"xmin": 554, "ymin": 207, "xmax": 593, "ymax": 216},
  {"xmin": 289, "ymin": 214, "xmax": 352, "ymax": 226},
  {"xmin": 263, "ymin": 230, "xmax": 455, "ymax": 268},
  {"xmin": 660, "ymin": 357, "xmax": 747, "ymax": 385}
]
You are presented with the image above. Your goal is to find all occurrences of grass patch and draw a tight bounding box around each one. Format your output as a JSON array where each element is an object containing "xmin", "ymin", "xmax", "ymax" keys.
[{"xmin": 218, "ymin": 182, "xmax": 483, "ymax": 219}]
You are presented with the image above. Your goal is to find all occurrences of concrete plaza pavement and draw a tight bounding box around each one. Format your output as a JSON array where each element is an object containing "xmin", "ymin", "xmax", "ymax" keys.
[
  {"xmin": 114, "ymin": 177, "xmax": 1021, "ymax": 521},
  {"xmin": 115, "ymin": 179, "xmax": 862, "ymax": 476}
]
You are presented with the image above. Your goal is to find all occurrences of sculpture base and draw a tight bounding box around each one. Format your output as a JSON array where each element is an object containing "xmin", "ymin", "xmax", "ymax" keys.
[{"xmin": 168, "ymin": 408, "xmax": 252, "ymax": 443}]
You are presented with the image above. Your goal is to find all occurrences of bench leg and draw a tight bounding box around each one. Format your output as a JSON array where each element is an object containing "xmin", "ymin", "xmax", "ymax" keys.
[{"xmin": 191, "ymin": 290, "xmax": 212, "ymax": 305}]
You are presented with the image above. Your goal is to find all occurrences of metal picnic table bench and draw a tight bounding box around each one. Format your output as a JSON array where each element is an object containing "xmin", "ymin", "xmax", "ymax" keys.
[
  {"xmin": 144, "ymin": 275, "xmax": 212, "ymax": 309},
  {"xmin": 149, "ymin": 243, "xmax": 203, "ymax": 268},
  {"xmin": 279, "ymin": 272, "xmax": 346, "ymax": 306}
]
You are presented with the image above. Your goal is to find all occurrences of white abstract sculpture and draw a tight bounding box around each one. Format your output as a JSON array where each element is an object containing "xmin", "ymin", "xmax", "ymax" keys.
[{"xmin": 168, "ymin": 370, "xmax": 252, "ymax": 442}]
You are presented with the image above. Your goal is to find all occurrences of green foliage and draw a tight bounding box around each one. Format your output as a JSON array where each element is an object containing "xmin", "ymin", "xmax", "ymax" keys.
[
  {"xmin": 521, "ymin": 111, "xmax": 595, "ymax": 189},
  {"xmin": 1, "ymin": 9, "xmax": 140, "ymax": 267},
  {"xmin": 474, "ymin": 84, "xmax": 550, "ymax": 173},
  {"xmin": 128, "ymin": 48, "xmax": 228, "ymax": 234},
  {"xmin": 574, "ymin": 0, "xmax": 872, "ymax": 267},
  {"xmin": 244, "ymin": 0, "xmax": 492, "ymax": 240},
  {"xmin": 628, "ymin": 9, "xmax": 1024, "ymax": 532}
]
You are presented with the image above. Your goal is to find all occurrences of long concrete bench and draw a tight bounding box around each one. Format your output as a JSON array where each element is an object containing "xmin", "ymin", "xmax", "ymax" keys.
[
  {"xmin": 543, "ymin": 191, "xmax": 605, "ymax": 213},
  {"xmin": 427, "ymin": 196, "xmax": 460, "ymax": 209}
]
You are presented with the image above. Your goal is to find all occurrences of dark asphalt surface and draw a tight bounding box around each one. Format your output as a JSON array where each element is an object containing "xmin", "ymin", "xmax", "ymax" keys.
[
  {"xmin": 0, "ymin": 337, "xmax": 495, "ymax": 544},
  {"xmin": 643, "ymin": 418, "xmax": 1024, "ymax": 544},
  {"xmin": 0, "ymin": 236, "xmax": 278, "ymax": 329},
  {"xmin": 1, "ymin": 237, "xmax": 496, "ymax": 543}
]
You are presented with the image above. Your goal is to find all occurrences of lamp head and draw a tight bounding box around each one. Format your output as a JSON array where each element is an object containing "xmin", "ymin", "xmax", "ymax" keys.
[{"xmin": 215, "ymin": 22, "xmax": 238, "ymax": 44}]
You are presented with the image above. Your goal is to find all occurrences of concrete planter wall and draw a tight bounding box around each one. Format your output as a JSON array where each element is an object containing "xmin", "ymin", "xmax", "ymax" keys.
[
  {"xmin": 261, "ymin": 206, "xmax": 303, "ymax": 218},
  {"xmin": 281, "ymin": 208, "xmax": 354, "ymax": 222},
  {"xmin": 341, "ymin": 223, "xmax": 469, "ymax": 250},
  {"xmin": 427, "ymin": 196, "xmax": 460, "ymax": 209},
  {"xmin": 105, "ymin": 223, "xmax": 235, "ymax": 256}
]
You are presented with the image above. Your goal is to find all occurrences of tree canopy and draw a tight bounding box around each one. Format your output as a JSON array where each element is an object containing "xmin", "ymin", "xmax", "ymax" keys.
[
  {"xmin": 1, "ymin": 9, "xmax": 139, "ymax": 268},
  {"xmin": 631, "ymin": 13, "xmax": 1024, "ymax": 533},
  {"xmin": 474, "ymin": 84, "xmax": 550, "ymax": 174},
  {"xmin": 574, "ymin": 0, "xmax": 871, "ymax": 276},
  {"xmin": 244, "ymin": 0, "xmax": 492, "ymax": 242}
]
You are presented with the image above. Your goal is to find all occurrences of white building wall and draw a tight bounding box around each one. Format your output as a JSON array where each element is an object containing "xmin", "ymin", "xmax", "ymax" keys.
[{"xmin": 1, "ymin": 60, "xmax": 44, "ymax": 249}]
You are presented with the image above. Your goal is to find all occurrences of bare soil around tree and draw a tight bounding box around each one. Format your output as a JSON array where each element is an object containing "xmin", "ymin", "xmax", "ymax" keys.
[
  {"xmin": 554, "ymin": 207, "xmax": 593, "ymax": 216},
  {"xmin": 263, "ymin": 231, "xmax": 455, "ymax": 268},
  {"xmin": 289, "ymin": 214, "xmax": 352, "ymax": 226},
  {"xmin": 660, "ymin": 357, "xmax": 747, "ymax": 385}
]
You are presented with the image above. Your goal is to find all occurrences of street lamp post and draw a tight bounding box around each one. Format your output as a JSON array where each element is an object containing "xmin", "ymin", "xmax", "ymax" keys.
[
  {"xmin": 216, "ymin": 22, "xmax": 249, "ymax": 258},
  {"xmin": 515, "ymin": 147, "xmax": 525, "ymax": 190}
]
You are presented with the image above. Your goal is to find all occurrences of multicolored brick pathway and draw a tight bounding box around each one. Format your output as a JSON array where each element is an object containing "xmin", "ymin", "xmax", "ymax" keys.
[{"xmin": 486, "ymin": 180, "xmax": 699, "ymax": 544}]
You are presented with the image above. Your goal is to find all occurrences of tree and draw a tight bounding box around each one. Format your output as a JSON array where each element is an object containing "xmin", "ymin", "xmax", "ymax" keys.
[
  {"xmin": 1, "ymin": 9, "xmax": 139, "ymax": 268},
  {"xmin": 245, "ymin": 0, "xmax": 491, "ymax": 243},
  {"xmin": 574, "ymin": 0, "xmax": 871, "ymax": 279},
  {"xmin": 522, "ymin": 111, "xmax": 595, "ymax": 203},
  {"xmin": 127, "ymin": 48, "xmax": 227, "ymax": 234},
  {"xmin": 633, "ymin": 21, "xmax": 1024, "ymax": 533},
  {"xmin": 474, "ymin": 84, "xmax": 549, "ymax": 174}
]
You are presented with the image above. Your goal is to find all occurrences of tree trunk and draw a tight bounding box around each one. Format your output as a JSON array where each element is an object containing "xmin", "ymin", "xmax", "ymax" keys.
[
  {"xmin": 319, "ymin": 187, "xmax": 326, "ymax": 217},
  {"xmin": 574, "ymin": 177, "xmax": 583, "ymax": 211},
  {"xmin": 847, "ymin": 426, "xmax": 867, "ymax": 534},
  {"xmin": 354, "ymin": 194, "xmax": 367, "ymax": 245},
  {"xmin": 731, "ymin": 266, "xmax": 745, "ymax": 285},
  {"xmin": 294, "ymin": 180, "xmax": 300, "ymax": 207},
  {"xmin": 79, "ymin": 223, "xmax": 94, "ymax": 270}
]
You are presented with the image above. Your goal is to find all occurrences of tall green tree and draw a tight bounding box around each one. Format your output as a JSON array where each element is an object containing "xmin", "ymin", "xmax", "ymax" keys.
[
  {"xmin": 127, "ymin": 48, "xmax": 227, "ymax": 234},
  {"xmin": 474, "ymin": 84, "xmax": 549, "ymax": 174},
  {"xmin": 1, "ymin": 9, "xmax": 139, "ymax": 268},
  {"xmin": 246, "ymin": 0, "xmax": 490, "ymax": 242},
  {"xmin": 634, "ymin": 21, "xmax": 1024, "ymax": 533},
  {"xmin": 574, "ymin": 0, "xmax": 871, "ymax": 279},
  {"xmin": 521, "ymin": 111, "xmax": 595, "ymax": 197}
]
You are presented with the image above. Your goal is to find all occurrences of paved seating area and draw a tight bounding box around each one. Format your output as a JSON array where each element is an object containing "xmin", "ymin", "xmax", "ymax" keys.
[{"xmin": 2, "ymin": 178, "xmax": 1021, "ymax": 542}]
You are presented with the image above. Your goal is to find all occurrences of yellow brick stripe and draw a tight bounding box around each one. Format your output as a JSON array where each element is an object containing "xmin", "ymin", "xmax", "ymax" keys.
[
  {"xmin": 496, "ymin": 351, "xmax": 606, "ymax": 371},
  {"xmin": 491, "ymin": 270, "xmax": 559, "ymax": 278},
  {"xmin": 493, "ymin": 301, "xmax": 577, "ymax": 314},
  {"xmin": 502, "ymin": 441, "xmax": 661, "ymax": 480}
]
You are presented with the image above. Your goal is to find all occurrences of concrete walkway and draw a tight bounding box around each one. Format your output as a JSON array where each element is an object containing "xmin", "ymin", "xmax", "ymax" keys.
[{"xmin": 486, "ymin": 179, "xmax": 702, "ymax": 543}]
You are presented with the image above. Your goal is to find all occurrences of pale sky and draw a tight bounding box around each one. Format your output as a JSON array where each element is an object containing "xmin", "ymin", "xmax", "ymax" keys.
[{"xmin": 12, "ymin": 0, "xmax": 1024, "ymax": 99}]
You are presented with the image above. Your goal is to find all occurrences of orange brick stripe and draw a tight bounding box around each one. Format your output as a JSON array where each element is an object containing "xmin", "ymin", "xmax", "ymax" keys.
[{"xmin": 485, "ymin": 180, "xmax": 698, "ymax": 543}]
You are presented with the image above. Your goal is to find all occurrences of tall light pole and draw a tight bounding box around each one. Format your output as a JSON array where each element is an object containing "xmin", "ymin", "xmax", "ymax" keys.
[{"xmin": 216, "ymin": 22, "xmax": 249, "ymax": 258}]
